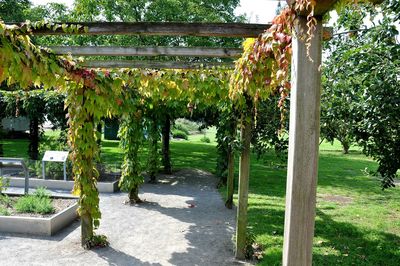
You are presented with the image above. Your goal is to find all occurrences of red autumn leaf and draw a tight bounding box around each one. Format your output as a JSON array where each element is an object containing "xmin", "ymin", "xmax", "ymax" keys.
[{"xmin": 116, "ymin": 98, "xmax": 123, "ymax": 106}]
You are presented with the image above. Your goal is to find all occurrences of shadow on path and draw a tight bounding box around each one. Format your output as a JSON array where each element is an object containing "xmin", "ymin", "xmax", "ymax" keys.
[{"xmin": 94, "ymin": 245, "xmax": 162, "ymax": 266}]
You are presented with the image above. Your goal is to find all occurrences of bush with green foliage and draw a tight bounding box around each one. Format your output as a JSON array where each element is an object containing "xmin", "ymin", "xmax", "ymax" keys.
[
  {"xmin": 0, "ymin": 176, "xmax": 9, "ymax": 194},
  {"xmin": 251, "ymin": 96, "xmax": 289, "ymax": 160},
  {"xmin": 0, "ymin": 206, "xmax": 9, "ymax": 216},
  {"xmin": 200, "ymin": 135, "xmax": 210, "ymax": 143},
  {"xmin": 15, "ymin": 187, "xmax": 54, "ymax": 214},
  {"xmin": 0, "ymin": 193, "xmax": 11, "ymax": 216},
  {"xmin": 172, "ymin": 129, "xmax": 188, "ymax": 140},
  {"xmin": 84, "ymin": 234, "xmax": 109, "ymax": 250},
  {"xmin": 173, "ymin": 123, "xmax": 190, "ymax": 135},
  {"xmin": 174, "ymin": 118, "xmax": 201, "ymax": 134}
]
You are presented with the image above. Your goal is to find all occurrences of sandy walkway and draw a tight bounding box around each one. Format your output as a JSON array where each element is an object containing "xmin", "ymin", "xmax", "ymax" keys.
[{"xmin": 0, "ymin": 169, "xmax": 246, "ymax": 266}]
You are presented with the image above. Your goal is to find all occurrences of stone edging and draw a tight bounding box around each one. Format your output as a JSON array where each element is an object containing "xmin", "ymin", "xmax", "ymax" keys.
[
  {"xmin": 0, "ymin": 193, "xmax": 78, "ymax": 236},
  {"xmin": 7, "ymin": 177, "xmax": 119, "ymax": 193}
]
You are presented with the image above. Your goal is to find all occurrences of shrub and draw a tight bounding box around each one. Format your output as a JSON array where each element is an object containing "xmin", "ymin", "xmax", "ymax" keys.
[
  {"xmin": 0, "ymin": 194, "xmax": 12, "ymax": 206},
  {"xmin": 173, "ymin": 124, "xmax": 190, "ymax": 135},
  {"xmin": 200, "ymin": 136, "xmax": 211, "ymax": 143},
  {"xmin": 34, "ymin": 186, "xmax": 51, "ymax": 198},
  {"xmin": 0, "ymin": 194, "xmax": 11, "ymax": 216},
  {"xmin": 15, "ymin": 187, "xmax": 54, "ymax": 214},
  {"xmin": 172, "ymin": 129, "xmax": 188, "ymax": 140},
  {"xmin": 174, "ymin": 118, "xmax": 201, "ymax": 134},
  {"xmin": 84, "ymin": 234, "xmax": 109, "ymax": 249},
  {"xmin": 0, "ymin": 176, "xmax": 9, "ymax": 194},
  {"xmin": 0, "ymin": 206, "xmax": 9, "ymax": 216}
]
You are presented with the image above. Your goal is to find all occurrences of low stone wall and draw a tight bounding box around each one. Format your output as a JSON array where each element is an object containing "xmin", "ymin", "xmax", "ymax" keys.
[{"xmin": 8, "ymin": 177, "xmax": 119, "ymax": 193}]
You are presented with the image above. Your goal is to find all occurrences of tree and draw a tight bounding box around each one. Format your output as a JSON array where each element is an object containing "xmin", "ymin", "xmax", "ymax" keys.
[
  {"xmin": 322, "ymin": 1, "xmax": 400, "ymax": 188},
  {"xmin": 26, "ymin": 3, "xmax": 71, "ymax": 22},
  {"xmin": 251, "ymin": 95, "xmax": 289, "ymax": 159},
  {"xmin": 0, "ymin": 0, "xmax": 31, "ymax": 22}
]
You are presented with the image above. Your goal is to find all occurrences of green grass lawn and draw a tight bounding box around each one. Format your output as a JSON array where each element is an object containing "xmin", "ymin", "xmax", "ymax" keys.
[
  {"xmin": 1, "ymin": 132, "xmax": 399, "ymax": 265},
  {"xmin": 100, "ymin": 136, "xmax": 400, "ymax": 265},
  {"xmin": 1, "ymin": 139, "xmax": 30, "ymax": 158}
]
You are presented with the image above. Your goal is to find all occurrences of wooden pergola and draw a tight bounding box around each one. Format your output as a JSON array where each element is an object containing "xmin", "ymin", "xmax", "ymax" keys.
[{"xmin": 19, "ymin": 1, "xmax": 337, "ymax": 264}]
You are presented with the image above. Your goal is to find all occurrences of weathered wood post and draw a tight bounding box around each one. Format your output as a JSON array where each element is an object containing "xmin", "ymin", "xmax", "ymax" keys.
[
  {"xmin": 225, "ymin": 148, "xmax": 235, "ymax": 209},
  {"xmin": 226, "ymin": 115, "xmax": 237, "ymax": 209},
  {"xmin": 235, "ymin": 111, "xmax": 252, "ymax": 259},
  {"xmin": 282, "ymin": 15, "xmax": 323, "ymax": 266},
  {"xmin": 161, "ymin": 113, "xmax": 172, "ymax": 174}
]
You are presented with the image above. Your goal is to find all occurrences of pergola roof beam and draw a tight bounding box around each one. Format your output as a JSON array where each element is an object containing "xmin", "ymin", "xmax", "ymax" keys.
[
  {"xmin": 23, "ymin": 22, "xmax": 271, "ymax": 37},
  {"xmin": 80, "ymin": 60, "xmax": 234, "ymax": 69},
  {"xmin": 46, "ymin": 46, "xmax": 243, "ymax": 58}
]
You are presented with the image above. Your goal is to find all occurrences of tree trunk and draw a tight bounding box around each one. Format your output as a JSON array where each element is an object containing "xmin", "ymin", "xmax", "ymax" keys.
[
  {"xmin": 28, "ymin": 117, "xmax": 39, "ymax": 160},
  {"xmin": 0, "ymin": 123, "xmax": 3, "ymax": 157},
  {"xmin": 341, "ymin": 140, "xmax": 350, "ymax": 154},
  {"xmin": 96, "ymin": 123, "xmax": 102, "ymax": 147},
  {"xmin": 148, "ymin": 115, "xmax": 159, "ymax": 184},
  {"xmin": 225, "ymin": 148, "xmax": 235, "ymax": 209},
  {"xmin": 0, "ymin": 136, "xmax": 3, "ymax": 157},
  {"xmin": 81, "ymin": 212, "xmax": 93, "ymax": 246},
  {"xmin": 161, "ymin": 114, "xmax": 172, "ymax": 174},
  {"xmin": 235, "ymin": 114, "xmax": 252, "ymax": 259},
  {"xmin": 128, "ymin": 184, "xmax": 143, "ymax": 203}
]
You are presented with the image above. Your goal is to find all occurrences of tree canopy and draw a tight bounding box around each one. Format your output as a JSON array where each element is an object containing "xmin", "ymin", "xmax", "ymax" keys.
[{"xmin": 322, "ymin": 0, "xmax": 400, "ymax": 188}]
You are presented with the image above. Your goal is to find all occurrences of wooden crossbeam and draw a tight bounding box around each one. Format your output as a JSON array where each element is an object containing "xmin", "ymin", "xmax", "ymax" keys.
[
  {"xmin": 46, "ymin": 46, "xmax": 243, "ymax": 58},
  {"xmin": 24, "ymin": 22, "xmax": 271, "ymax": 37},
  {"xmin": 80, "ymin": 60, "xmax": 234, "ymax": 69}
]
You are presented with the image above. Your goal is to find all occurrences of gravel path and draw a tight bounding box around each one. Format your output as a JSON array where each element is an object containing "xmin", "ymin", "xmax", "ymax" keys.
[{"xmin": 0, "ymin": 169, "xmax": 246, "ymax": 266}]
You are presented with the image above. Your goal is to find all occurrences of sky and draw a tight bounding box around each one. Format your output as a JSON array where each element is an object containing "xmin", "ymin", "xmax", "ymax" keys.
[{"xmin": 31, "ymin": 0, "xmax": 281, "ymax": 23}]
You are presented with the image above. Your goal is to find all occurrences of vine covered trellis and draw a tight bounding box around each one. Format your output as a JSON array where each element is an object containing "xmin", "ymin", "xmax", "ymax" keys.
[{"xmin": 0, "ymin": 0, "xmax": 384, "ymax": 263}]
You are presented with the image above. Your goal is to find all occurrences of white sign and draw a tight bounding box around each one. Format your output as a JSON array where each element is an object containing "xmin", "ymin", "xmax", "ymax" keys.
[{"xmin": 42, "ymin": 151, "xmax": 69, "ymax": 162}]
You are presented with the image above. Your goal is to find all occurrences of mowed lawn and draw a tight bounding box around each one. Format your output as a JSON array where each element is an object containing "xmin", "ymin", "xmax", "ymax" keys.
[{"xmin": 1, "ymin": 130, "xmax": 399, "ymax": 265}]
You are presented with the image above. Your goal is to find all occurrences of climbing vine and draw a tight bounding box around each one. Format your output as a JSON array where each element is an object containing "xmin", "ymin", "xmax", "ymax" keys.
[
  {"xmin": 229, "ymin": 8, "xmax": 295, "ymax": 112},
  {"xmin": 0, "ymin": 0, "xmax": 385, "ymax": 249},
  {"xmin": 63, "ymin": 67, "xmax": 123, "ymax": 246},
  {"xmin": 118, "ymin": 88, "xmax": 144, "ymax": 203}
]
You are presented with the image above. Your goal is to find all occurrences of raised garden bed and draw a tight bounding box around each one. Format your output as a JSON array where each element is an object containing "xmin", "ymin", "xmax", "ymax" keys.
[
  {"xmin": 2, "ymin": 166, "xmax": 120, "ymax": 193},
  {"xmin": 8, "ymin": 177, "xmax": 119, "ymax": 193},
  {"xmin": 0, "ymin": 192, "xmax": 78, "ymax": 236}
]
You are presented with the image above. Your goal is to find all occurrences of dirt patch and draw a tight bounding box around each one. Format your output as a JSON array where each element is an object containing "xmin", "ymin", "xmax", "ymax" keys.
[
  {"xmin": 319, "ymin": 194, "xmax": 353, "ymax": 205},
  {"xmin": 1, "ymin": 196, "xmax": 76, "ymax": 218}
]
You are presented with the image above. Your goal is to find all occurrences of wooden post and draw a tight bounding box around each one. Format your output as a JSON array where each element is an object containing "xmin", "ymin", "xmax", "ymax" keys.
[
  {"xmin": 282, "ymin": 16, "xmax": 323, "ymax": 266},
  {"xmin": 225, "ymin": 148, "xmax": 234, "ymax": 209},
  {"xmin": 235, "ymin": 114, "xmax": 252, "ymax": 259},
  {"xmin": 161, "ymin": 114, "xmax": 172, "ymax": 174},
  {"xmin": 81, "ymin": 212, "xmax": 93, "ymax": 245}
]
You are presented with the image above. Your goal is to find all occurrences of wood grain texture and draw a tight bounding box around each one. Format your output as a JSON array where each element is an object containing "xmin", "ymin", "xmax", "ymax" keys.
[
  {"xmin": 235, "ymin": 114, "xmax": 252, "ymax": 260},
  {"xmin": 225, "ymin": 150, "xmax": 235, "ymax": 209},
  {"xmin": 46, "ymin": 46, "xmax": 242, "ymax": 58},
  {"xmin": 282, "ymin": 17, "xmax": 323, "ymax": 266},
  {"xmin": 80, "ymin": 60, "xmax": 234, "ymax": 69},
  {"xmin": 26, "ymin": 22, "xmax": 271, "ymax": 37}
]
